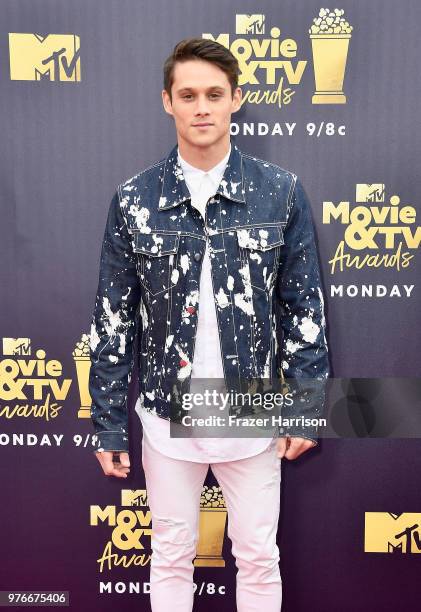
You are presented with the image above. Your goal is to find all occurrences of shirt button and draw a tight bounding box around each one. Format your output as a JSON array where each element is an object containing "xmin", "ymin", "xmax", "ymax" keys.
[
  {"xmin": 186, "ymin": 306, "xmax": 196, "ymax": 314},
  {"xmin": 194, "ymin": 252, "xmax": 202, "ymax": 262}
]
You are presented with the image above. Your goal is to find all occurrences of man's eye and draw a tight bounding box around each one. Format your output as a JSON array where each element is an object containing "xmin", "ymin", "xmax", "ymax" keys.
[{"xmin": 182, "ymin": 93, "xmax": 221, "ymax": 100}]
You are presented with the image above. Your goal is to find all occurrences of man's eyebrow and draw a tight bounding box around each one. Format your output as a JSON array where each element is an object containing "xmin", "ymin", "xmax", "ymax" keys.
[{"xmin": 176, "ymin": 86, "xmax": 226, "ymax": 93}]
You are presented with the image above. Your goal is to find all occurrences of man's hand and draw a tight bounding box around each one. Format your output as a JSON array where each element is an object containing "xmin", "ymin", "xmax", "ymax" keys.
[
  {"xmin": 277, "ymin": 436, "xmax": 317, "ymax": 460},
  {"xmin": 95, "ymin": 451, "xmax": 131, "ymax": 478}
]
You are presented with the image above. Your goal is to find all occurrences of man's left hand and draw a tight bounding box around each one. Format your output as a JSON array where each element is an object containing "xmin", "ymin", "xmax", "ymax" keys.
[{"xmin": 277, "ymin": 436, "xmax": 317, "ymax": 460}]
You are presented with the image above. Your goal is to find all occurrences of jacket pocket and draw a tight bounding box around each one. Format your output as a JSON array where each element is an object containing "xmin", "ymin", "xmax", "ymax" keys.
[
  {"xmin": 133, "ymin": 231, "xmax": 179, "ymax": 296},
  {"xmin": 236, "ymin": 225, "xmax": 284, "ymax": 292}
]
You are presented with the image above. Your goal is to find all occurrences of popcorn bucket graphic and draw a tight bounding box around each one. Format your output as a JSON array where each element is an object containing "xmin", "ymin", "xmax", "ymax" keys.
[
  {"xmin": 310, "ymin": 34, "xmax": 351, "ymax": 103},
  {"xmin": 309, "ymin": 8, "xmax": 353, "ymax": 104},
  {"xmin": 194, "ymin": 486, "xmax": 227, "ymax": 567},
  {"xmin": 194, "ymin": 508, "xmax": 227, "ymax": 567},
  {"xmin": 72, "ymin": 334, "xmax": 92, "ymax": 418}
]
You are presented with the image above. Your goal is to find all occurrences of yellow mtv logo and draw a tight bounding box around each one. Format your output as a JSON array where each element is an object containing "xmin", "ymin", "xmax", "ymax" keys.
[
  {"xmin": 235, "ymin": 15, "xmax": 265, "ymax": 35},
  {"xmin": 121, "ymin": 489, "xmax": 148, "ymax": 507},
  {"xmin": 355, "ymin": 183, "xmax": 385, "ymax": 203},
  {"xmin": 9, "ymin": 33, "xmax": 81, "ymax": 81},
  {"xmin": 3, "ymin": 337, "xmax": 31, "ymax": 355},
  {"xmin": 365, "ymin": 512, "xmax": 421, "ymax": 553}
]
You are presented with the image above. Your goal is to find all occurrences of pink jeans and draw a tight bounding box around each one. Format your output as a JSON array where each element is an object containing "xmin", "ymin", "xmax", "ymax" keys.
[{"xmin": 142, "ymin": 434, "xmax": 283, "ymax": 611}]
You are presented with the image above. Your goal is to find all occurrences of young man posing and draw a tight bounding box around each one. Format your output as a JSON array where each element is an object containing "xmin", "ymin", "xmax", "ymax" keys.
[{"xmin": 89, "ymin": 38, "xmax": 329, "ymax": 611}]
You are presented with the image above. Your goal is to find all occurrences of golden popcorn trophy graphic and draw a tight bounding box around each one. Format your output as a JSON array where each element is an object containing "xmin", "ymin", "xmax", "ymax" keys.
[
  {"xmin": 194, "ymin": 485, "xmax": 228, "ymax": 567},
  {"xmin": 309, "ymin": 8, "xmax": 353, "ymax": 104},
  {"xmin": 72, "ymin": 333, "xmax": 92, "ymax": 418}
]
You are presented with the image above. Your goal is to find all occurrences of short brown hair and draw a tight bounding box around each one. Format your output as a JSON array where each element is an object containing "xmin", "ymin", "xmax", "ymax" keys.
[{"xmin": 163, "ymin": 37, "xmax": 240, "ymax": 101}]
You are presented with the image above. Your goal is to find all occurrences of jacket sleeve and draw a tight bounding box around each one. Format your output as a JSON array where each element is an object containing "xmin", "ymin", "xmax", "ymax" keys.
[
  {"xmin": 89, "ymin": 187, "xmax": 142, "ymax": 453},
  {"xmin": 275, "ymin": 174, "xmax": 330, "ymax": 445}
]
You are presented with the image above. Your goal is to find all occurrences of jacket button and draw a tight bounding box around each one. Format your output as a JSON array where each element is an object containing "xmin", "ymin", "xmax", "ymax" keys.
[
  {"xmin": 179, "ymin": 359, "xmax": 188, "ymax": 367},
  {"xmin": 185, "ymin": 306, "xmax": 196, "ymax": 314},
  {"xmin": 194, "ymin": 252, "xmax": 202, "ymax": 262}
]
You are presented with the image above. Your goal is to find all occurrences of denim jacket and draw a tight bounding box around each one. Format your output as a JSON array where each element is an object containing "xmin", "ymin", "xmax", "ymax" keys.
[{"xmin": 89, "ymin": 139, "xmax": 329, "ymax": 453}]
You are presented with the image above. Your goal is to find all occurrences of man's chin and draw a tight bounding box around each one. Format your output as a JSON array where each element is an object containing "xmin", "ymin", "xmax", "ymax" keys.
[{"xmin": 185, "ymin": 132, "xmax": 223, "ymax": 148}]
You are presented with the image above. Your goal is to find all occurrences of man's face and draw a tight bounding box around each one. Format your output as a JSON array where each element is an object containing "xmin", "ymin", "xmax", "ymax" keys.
[{"xmin": 162, "ymin": 58, "xmax": 242, "ymax": 148}]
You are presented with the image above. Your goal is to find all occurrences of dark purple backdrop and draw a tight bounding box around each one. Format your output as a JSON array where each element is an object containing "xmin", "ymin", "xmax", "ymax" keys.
[{"xmin": 1, "ymin": 1, "xmax": 421, "ymax": 610}]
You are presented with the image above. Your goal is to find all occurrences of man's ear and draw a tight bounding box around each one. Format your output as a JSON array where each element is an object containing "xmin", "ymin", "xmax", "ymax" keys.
[
  {"xmin": 232, "ymin": 86, "xmax": 243, "ymax": 113},
  {"xmin": 162, "ymin": 89, "xmax": 173, "ymax": 117}
]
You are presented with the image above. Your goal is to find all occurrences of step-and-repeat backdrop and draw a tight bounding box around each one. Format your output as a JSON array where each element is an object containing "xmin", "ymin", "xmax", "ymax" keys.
[{"xmin": 1, "ymin": 1, "xmax": 420, "ymax": 610}]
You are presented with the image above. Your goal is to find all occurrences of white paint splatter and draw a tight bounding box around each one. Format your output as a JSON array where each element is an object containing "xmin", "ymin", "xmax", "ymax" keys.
[
  {"xmin": 216, "ymin": 287, "xmax": 230, "ymax": 308},
  {"xmin": 234, "ymin": 263, "xmax": 254, "ymax": 315},
  {"xmin": 175, "ymin": 343, "xmax": 191, "ymax": 380},
  {"xmin": 102, "ymin": 297, "xmax": 127, "ymax": 349},
  {"xmin": 165, "ymin": 334, "xmax": 174, "ymax": 352},
  {"xmin": 171, "ymin": 268, "xmax": 179, "ymax": 284},
  {"xmin": 129, "ymin": 206, "xmax": 151, "ymax": 233},
  {"xmin": 180, "ymin": 254, "xmax": 190, "ymax": 275},
  {"xmin": 230, "ymin": 180, "xmax": 241, "ymax": 194},
  {"xmin": 120, "ymin": 195, "xmax": 130, "ymax": 208},
  {"xmin": 139, "ymin": 299, "xmax": 149, "ymax": 330},
  {"xmin": 263, "ymin": 349, "xmax": 271, "ymax": 378},
  {"xmin": 89, "ymin": 322, "xmax": 100, "ymax": 351},
  {"xmin": 150, "ymin": 234, "xmax": 163, "ymax": 253},
  {"xmin": 237, "ymin": 228, "xmax": 259, "ymax": 250},
  {"xmin": 249, "ymin": 250, "xmax": 262, "ymax": 265},
  {"xmin": 234, "ymin": 293, "xmax": 254, "ymax": 316},
  {"xmin": 298, "ymin": 315, "xmax": 320, "ymax": 344},
  {"xmin": 285, "ymin": 339, "xmax": 302, "ymax": 354},
  {"xmin": 122, "ymin": 286, "xmax": 131, "ymax": 300},
  {"xmin": 258, "ymin": 228, "xmax": 268, "ymax": 246},
  {"xmin": 185, "ymin": 289, "xmax": 199, "ymax": 307}
]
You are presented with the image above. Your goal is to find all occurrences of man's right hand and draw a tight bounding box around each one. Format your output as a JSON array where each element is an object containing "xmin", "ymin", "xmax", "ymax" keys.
[{"xmin": 95, "ymin": 451, "xmax": 131, "ymax": 478}]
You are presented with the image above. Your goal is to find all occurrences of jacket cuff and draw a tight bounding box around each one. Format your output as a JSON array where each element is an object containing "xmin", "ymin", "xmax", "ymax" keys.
[
  {"xmin": 278, "ymin": 426, "xmax": 318, "ymax": 446},
  {"xmin": 92, "ymin": 431, "xmax": 129, "ymax": 453}
]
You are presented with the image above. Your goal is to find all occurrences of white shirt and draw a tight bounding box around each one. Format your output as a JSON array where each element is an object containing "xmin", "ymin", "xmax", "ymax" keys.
[{"xmin": 136, "ymin": 143, "xmax": 275, "ymax": 462}]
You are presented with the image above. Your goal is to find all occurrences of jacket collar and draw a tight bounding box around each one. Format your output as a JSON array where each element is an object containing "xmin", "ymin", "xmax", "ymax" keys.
[{"xmin": 158, "ymin": 139, "xmax": 246, "ymax": 211}]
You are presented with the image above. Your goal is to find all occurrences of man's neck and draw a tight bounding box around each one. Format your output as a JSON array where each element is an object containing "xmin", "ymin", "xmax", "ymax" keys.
[{"xmin": 177, "ymin": 135, "xmax": 231, "ymax": 171}]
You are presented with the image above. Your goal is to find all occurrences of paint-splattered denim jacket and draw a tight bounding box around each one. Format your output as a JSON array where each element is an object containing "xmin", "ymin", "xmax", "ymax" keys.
[{"xmin": 89, "ymin": 139, "xmax": 329, "ymax": 453}]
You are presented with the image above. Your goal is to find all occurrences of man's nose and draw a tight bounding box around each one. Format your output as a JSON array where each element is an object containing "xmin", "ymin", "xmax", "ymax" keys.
[{"xmin": 195, "ymin": 95, "xmax": 211, "ymax": 115}]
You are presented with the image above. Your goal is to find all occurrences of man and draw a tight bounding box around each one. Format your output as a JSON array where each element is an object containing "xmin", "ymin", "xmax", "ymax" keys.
[{"xmin": 89, "ymin": 37, "xmax": 329, "ymax": 611}]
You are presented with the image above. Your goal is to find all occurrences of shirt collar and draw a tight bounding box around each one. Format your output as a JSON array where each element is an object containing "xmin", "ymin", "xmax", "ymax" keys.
[
  {"xmin": 177, "ymin": 143, "xmax": 231, "ymax": 187},
  {"xmin": 158, "ymin": 138, "xmax": 246, "ymax": 211}
]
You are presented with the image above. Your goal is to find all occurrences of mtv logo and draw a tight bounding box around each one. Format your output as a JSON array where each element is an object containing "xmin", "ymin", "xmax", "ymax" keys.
[
  {"xmin": 365, "ymin": 512, "xmax": 421, "ymax": 553},
  {"xmin": 355, "ymin": 183, "xmax": 385, "ymax": 203},
  {"xmin": 3, "ymin": 337, "xmax": 31, "ymax": 355},
  {"xmin": 121, "ymin": 489, "xmax": 148, "ymax": 507},
  {"xmin": 9, "ymin": 33, "xmax": 81, "ymax": 81},
  {"xmin": 236, "ymin": 14, "xmax": 265, "ymax": 35}
]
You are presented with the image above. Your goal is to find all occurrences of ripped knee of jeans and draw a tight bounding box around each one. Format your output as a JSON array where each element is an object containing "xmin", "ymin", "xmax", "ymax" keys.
[
  {"xmin": 152, "ymin": 516, "xmax": 197, "ymax": 547},
  {"xmin": 151, "ymin": 516, "xmax": 198, "ymax": 565}
]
